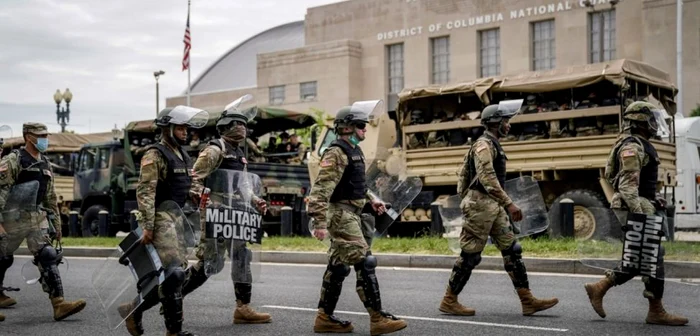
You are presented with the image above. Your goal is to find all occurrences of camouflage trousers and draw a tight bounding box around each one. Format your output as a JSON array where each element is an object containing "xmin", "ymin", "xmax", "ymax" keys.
[
  {"xmin": 459, "ymin": 190, "xmax": 515, "ymax": 253},
  {"xmin": 327, "ymin": 203, "xmax": 369, "ymax": 266},
  {"xmin": 151, "ymin": 210, "xmax": 189, "ymax": 270},
  {"xmin": 0, "ymin": 211, "xmax": 50, "ymax": 257}
]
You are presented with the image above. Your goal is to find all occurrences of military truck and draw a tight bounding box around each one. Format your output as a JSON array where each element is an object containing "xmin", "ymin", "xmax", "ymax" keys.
[
  {"xmin": 73, "ymin": 106, "xmax": 316, "ymax": 236},
  {"xmin": 393, "ymin": 59, "xmax": 678, "ymax": 240}
]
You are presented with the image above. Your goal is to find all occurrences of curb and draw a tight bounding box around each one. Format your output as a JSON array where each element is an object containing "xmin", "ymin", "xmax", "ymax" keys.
[{"xmin": 15, "ymin": 247, "xmax": 700, "ymax": 278}]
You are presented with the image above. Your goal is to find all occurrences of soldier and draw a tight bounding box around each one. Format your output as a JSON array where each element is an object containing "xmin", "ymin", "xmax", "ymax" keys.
[
  {"xmin": 439, "ymin": 104, "xmax": 559, "ymax": 317},
  {"xmin": 584, "ymin": 101, "xmax": 688, "ymax": 326},
  {"xmin": 518, "ymin": 95, "xmax": 547, "ymax": 141},
  {"xmin": 287, "ymin": 134, "xmax": 307, "ymax": 164},
  {"xmin": 180, "ymin": 103, "xmax": 271, "ymax": 325},
  {"xmin": 0, "ymin": 123, "xmax": 86, "ymax": 322},
  {"xmin": 308, "ymin": 102, "xmax": 407, "ymax": 335},
  {"xmin": 120, "ymin": 106, "xmax": 209, "ymax": 336},
  {"xmin": 407, "ymin": 110, "xmax": 426, "ymax": 149}
]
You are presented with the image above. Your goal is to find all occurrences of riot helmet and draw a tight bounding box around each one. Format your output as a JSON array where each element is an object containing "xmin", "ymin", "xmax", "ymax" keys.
[
  {"xmin": 333, "ymin": 100, "xmax": 384, "ymax": 145},
  {"xmin": 480, "ymin": 99, "xmax": 523, "ymax": 137},
  {"xmin": 155, "ymin": 105, "xmax": 209, "ymax": 146},
  {"xmin": 217, "ymin": 94, "xmax": 257, "ymax": 142},
  {"xmin": 622, "ymin": 101, "xmax": 665, "ymax": 137}
]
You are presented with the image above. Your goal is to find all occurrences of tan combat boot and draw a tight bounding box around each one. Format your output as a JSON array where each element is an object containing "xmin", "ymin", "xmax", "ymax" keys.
[
  {"xmin": 0, "ymin": 312, "xmax": 5, "ymax": 321},
  {"xmin": 516, "ymin": 288, "xmax": 559, "ymax": 316},
  {"xmin": 0, "ymin": 293, "xmax": 17, "ymax": 308},
  {"xmin": 439, "ymin": 287, "xmax": 475, "ymax": 316},
  {"xmin": 584, "ymin": 276, "xmax": 614, "ymax": 318},
  {"xmin": 233, "ymin": 300, "xmax": 271, "ymax": 324},
  {"xmin": 645, "ymin": 299, "xmax": 689, "ymax": 326},
  {"xmin": 369, "ymin": 310, "xmax": 407, "ymax": 336},
  {"xmin": 118, "ymin": 302, "xmax": 144, "ymax": 336},
  {"xmin": 51, "ymin": 296, "xmax": 86, "ymax": 321},
  {"xmin": 314, "ymin": 309, "xmax": 354, "ymax": 333}
]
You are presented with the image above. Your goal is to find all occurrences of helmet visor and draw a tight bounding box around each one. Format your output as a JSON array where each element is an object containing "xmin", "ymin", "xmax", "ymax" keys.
[
  {"xmin": 168, "ymin": 106, "xmax": 210, "ymax": 128},
  {"xmin": 223, "ymin": 94, "xmax": 257, "ymax": 123},
  {"xmin": 497, "ymin": 99, "xmax": 524, "ymax": 118},
  {"xmin": 0, "ymin": 125, "xmax": 13, "ymax": 140},
  {"xmin": 650, "ymin": 108, "xmax": 668, "ymax": 136},
  {"xmin": 350, "ymin": 99, "xmax": 385, "ymax": 123}
]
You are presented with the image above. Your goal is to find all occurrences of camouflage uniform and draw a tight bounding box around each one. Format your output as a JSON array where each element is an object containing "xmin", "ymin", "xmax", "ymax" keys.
[
  {"xmin": 245, "ymin": 138, "xmax": 265, "ymax": 163},
  {"xmin": 440, "ymin": 105, "xmax": 558, "ymax": 317},
  {"xmin": 0, "ymin": 122, "xmax": 86, "ymax": 321},
  {"xmin": 584, "ymin": 101, "xmax": 688, "ymax": 326}
]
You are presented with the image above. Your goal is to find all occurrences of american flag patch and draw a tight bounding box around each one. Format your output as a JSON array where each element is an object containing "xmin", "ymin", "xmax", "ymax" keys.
[
  {"xmin": 320, "ymin": 160, "xmax": 333, "ymax": 168},
  {"xmin": 621, "ymin": 150, "xmax": 635, "ymax": 158}
]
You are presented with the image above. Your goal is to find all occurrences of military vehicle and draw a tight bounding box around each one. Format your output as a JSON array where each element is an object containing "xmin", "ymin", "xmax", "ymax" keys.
[
  {"xmin": 309, "ymin": 59, "xmax": 679, "ymax": 240},
  {"xmin": 72, "ymin": 106, "xmax": 316, "ymax": 236}
]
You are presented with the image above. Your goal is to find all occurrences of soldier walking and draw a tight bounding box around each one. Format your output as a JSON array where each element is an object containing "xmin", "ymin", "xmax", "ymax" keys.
[
  {"xmin": 585, "ymin": 101, "xmax": 688, "ymax": 326},
  {"xmin": 439, "ymin": 104, "xmax": 559, "ymax": 316}
]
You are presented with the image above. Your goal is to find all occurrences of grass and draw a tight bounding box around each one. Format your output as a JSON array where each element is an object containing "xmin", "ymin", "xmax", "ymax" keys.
[{"xmin": 55, "ymin": 236, "xmax": 700, "ymax": 262}]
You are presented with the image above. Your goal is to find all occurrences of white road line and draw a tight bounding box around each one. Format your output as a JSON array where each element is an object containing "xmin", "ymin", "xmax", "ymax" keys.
[{"xmin": 261, "ymin": 305, "xmax": 569, "ymax": 333}]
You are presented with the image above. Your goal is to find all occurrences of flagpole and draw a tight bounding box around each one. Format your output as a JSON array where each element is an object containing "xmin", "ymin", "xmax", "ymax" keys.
[{"xmin": 186, "ymin": 0, "xmax": 191, "ymax": 106}]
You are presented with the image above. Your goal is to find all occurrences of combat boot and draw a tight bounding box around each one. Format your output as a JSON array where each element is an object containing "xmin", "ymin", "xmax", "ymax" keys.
[
  {"xmin": 314, "ymin": 308, "xmax": 354, "ymax": 333},
  {"xmin": 0, "ymin": 292, "xmax": 16, "ymax": 307},
  {"xmin": 369, "ymin": 310, "xmax": 407, "ymax": 336},
  {"xmin": 516, "ymin": 288, "xmax": 559, "ymax": 316},
  {"xmin": 0, "ymin": 312, "xmax": 5, "ymax": 321},
  {"xmin": 51, "ymin": 296, "xmax": 86, "ymax": 321},
  {"xmin": 645, "ymin": 298, "xmax": 688, "ymax": 326},
  {"xmin": 233, "ymin": 299, "xmax": 271, "ymax": 324},
  {"xmin": 439, "ymin": 286, "xmax": 475, "ymax": 316},
  {"xmin": 118, "ymin": 302, "xmax": 144, "ymax": 336},
  {"xmin": 584, "ymin": 276, "xmax": 614, "ymax": 318}
]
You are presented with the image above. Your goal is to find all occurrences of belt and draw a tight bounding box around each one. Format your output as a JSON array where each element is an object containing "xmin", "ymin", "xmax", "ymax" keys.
[{"xmin": 334, "ymin": 203, "xmax": 362, "ymax": 216}]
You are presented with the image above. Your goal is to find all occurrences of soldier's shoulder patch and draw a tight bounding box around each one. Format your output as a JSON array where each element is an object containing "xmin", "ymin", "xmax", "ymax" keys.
[
  {"xmin": 320, "ymin": 160, "xmax": 334, "ymax": 168},
  {"xmin": 621, "ymin": 149, "xmax": 636, "ymax": 158},
  {"xmin": 475, "ymin": 143, "xmax": 488, "ymax": 153},
  {"xmin": 0, "ymin": 163, "xmax": 7, "ymax": 173},
  {"xmin": 141, "ymin": 157, "xmax": 155, "ymax": 166}
]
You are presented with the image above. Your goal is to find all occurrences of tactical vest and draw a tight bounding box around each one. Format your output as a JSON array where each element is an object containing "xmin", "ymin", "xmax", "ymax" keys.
[
  {"xmin": 607, "ymin": 135, "xmax": 659, "ymax": 200},
  {"xmin": 328, "ymin": 140, "xmax": 367, "ymax": 202},
  {"xmin": 209, "ymin": 139, "xmax": 246, "ymax": 171},
  {"xmin": 469, "ymin": 133, "xmax": 507, "ymax": 192},
  {"xmin": 14, "ymin": 149, "xmax": 51, "ymax": 206},
  {"xmin": 152, "ymin": 143, "xmax": 192, "ymax": 208}
]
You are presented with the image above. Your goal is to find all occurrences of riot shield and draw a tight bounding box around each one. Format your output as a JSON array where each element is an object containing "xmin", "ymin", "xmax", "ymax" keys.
[
  {"xmin": 577, "ymin": 208, "xmax": 700, "ymax": 285},
  {"xmin": 1, "ymin": 181, "xmax": 39, "ymax": 291},
  {"xmin": 201, "ymin": 169, "xmax": 263, "ymax": 284},
  {"xmin": 0, "ymin": 125, "xmax": 12, "ymax": 148},
  {"xmin": 91, "ymin": 200, "xmax": 195, "ymax": 330},
  {"xmin": 438, "ymin": 176, "xmax": 549, "ymax": 254}
]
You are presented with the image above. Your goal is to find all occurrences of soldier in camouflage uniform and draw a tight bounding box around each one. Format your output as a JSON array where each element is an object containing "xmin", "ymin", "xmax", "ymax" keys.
[
  {"xmin": 308, "ymin": 102, "xmax": 407, "ymax": 335},
  {"xmin": 119, "ymin": 107, "xmax": 209, "ymax": 336},
  {"xmin": 0, "ymin": 123, "xmax": 86, "ymax": 322},
  {"xmin": 439, "ymin": 104, "xmax": 559, "ymax": 317},
  {"xmin": 287, "ymin": 134, "xmax": 307, "ymax": 164},
  {"xmin": 584, "ymin": 101, "xmax": 688, "ymax": 326},
  {"xmin": 180, "ymin": 103, "xmax": 271, "ymax": 325}
]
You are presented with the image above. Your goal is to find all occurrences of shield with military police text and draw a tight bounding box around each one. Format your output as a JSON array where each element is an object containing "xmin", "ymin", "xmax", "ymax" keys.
[
  {"xmin": 201, "ymin": 169, "xmax": 264, "ymax": 284},
  {"xmin": 577, "ymin": 208, "xmax": 699, "ymax": 285},
  {"xmin": 438, "ymin": 176, "xmax": 550, "ymax": 253},
  {"xmin": 91, "ymin": 200, "xmax": 196, "ymax": 330}
]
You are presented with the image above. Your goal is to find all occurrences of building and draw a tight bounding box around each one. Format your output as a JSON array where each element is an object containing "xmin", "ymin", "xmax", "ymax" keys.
[{"xmin": 166, "ymin": 0, "xmax": 700, "ymax": 117}]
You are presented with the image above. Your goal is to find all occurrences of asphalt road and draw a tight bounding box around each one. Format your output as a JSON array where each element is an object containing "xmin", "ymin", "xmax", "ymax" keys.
[{"xmin": 1, "ymin": 256, "xmax": 699, "ymax": 336}]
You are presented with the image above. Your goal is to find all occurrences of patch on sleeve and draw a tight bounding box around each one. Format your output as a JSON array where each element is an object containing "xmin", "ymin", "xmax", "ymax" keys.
[
  {"xmin": 475, "ymin": 143, "xmax": 488, "ymax": 153},
  {"xmin": 621, "ymin": 150, "xmax": 636, "ymax": 158},
  {"xmin": 320, "ymin": 160, "xmax": 334, "ymax": 168},
  {"xmin": 141, "ymin": 157, "xmax": 154, "ymax": 166},
  {"xmin": 0, "ymin": 164, "xmax": 7, "ymax": 173}
]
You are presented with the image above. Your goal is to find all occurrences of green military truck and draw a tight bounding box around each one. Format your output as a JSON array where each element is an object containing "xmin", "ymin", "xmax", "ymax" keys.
[{"xmin": 73, "ymin": 106, "xmax": 316, "ymax": 236}]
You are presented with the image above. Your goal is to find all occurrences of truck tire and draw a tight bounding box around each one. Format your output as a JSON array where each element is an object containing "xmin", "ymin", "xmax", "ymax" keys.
[
  {"xmin": 82, "ymin": 204, "xmax": 106, "ymax": 237},
  {"xmin": 548, "ymin": 189, "xmax": 617, "ymax": 240}
]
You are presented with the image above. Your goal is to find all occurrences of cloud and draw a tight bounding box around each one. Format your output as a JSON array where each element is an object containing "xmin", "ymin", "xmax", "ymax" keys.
[{"xmin": 1, "ymin": 0, "xmax": 340, "ymax": 133}]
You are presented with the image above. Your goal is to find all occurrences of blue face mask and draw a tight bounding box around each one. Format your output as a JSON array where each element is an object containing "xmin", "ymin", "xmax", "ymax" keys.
[
  {"xmin": 35, "ymin": 138, "xmax": 49, "ymax": 152},
  {"xmin": 349, "ymin": 135, "xmax": 361, "ymax": 145}
]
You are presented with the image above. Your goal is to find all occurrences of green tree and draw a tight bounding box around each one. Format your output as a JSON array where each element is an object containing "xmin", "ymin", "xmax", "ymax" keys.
[
  {"xmin": 295, "ymin": 108, "xmax": 328, "ymax": 147},
  {"xmin": 690, "ymin": 104, "xmax": 700, "ymax": 117}
]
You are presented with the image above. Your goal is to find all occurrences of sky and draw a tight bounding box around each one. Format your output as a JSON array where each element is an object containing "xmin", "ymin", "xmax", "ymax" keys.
[{"xmin": 0, "ymin": 0, "xmax": 340, "ymax": 137}]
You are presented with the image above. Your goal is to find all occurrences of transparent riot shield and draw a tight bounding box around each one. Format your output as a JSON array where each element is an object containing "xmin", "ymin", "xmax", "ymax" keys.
[
  {"xmin": 1, "ymin": 181, "xmax": 39, "ymax": 292},
  {"xmin": 202, "ymin": 169, "xmax": 263, "ymax": 284},
  {"xmin": 577, "ymin": 208, "xmax": 700, "ymax": 285},
  {"xmin": 91, "ymin": 200, "xmax": 195, "ymax": 330},
  {"xmin": 438, "ymin": 176, "xmax": 549, "ymax": 253},
  {"xmin": 0, "ymin": 125, "xmax": 12, "ymax": 147}
]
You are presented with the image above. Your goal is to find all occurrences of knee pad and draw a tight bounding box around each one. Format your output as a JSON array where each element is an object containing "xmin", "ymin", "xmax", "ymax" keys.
[
  {"xmin": 459, "ymin": 250, "xmax": 482, "ymax": 269},
  {"xmin": 162, "ymin": 267, "xmax": 186, "ymax": 293},
  {"xmin": 501, "ymin": 241, "xmax": 522, "ymax": 258},
  {"xmin": 329, "ymin": 263, "xmax": 351, "ymax": 279},
  {"xmin": 364, "ymin": 255, "xmax": 377, "ymax": 270},
  {"xmin": 0, "ymin": 255, "xmax": 13, "ymax": 269},
  {"xmin": 37, "ymin": 245, "xmax": 59, "ymax": 268}
]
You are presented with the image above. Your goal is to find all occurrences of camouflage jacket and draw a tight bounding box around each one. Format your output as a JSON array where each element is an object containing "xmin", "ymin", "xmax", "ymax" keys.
[
  {"xmin": 307, "ymin": 143, "xmax": 376, "ymax": 230},
  {"xmin": 456, "ymin": 131, "xmax": 513, "ymax": 207},
  {"xmin": 135, "ymin": 141, "xmax": 184, "ymax": 231},
  {"xmin": 0, "ymin": 150, "xmax": 61, "ymax": 231},
  {"xmin": 605, "ymin": 134, "xmax": 653, "ymax": 213}
]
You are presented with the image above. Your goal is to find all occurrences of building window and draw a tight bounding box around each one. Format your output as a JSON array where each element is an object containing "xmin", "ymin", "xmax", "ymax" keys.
[
  {"xmin": 300, "ymin": 81, "xmax": 317, "ymax": 101},
  {"xmin": 431, "ymin": 36, "xmax": 450, "ymax": 84},
  {"xmin": 387, "ymin": 43, "xmax": 404, "ymax": 94},
  {"xmin": 479, "ymin": 28, "xmax": 500, "ymax": 77},
  {"xmin": 532, "ymin": 20, "xmax": 555, "ymax": 71},
  {"xmin": 269, "ymin": 85, "xmax": 285, "ymax": 105},
  {"xmin": 589, "ymin": 9, "xmax": 616, "ymax": 63}
]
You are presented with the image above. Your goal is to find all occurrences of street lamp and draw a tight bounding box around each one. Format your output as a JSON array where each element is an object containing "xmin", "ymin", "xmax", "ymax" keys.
[
  {"xmin": 154, "ymin": 70, "xmax": 165, "ymax": 115},
  {"xmin": 54, "ymin": 88, "xmax": 72, "ymax": 133}
]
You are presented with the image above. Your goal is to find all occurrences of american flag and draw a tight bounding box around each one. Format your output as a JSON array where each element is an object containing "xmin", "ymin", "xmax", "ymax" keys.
[{"xmin": 182, "ymin": 0, "xmax": 191, "ymax": 71}]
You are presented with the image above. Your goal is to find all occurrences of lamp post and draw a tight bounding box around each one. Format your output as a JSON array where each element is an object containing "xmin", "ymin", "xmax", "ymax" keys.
[
  {"xmin": 154, "ymin": 70, "xmax": 165, "ymax": 115},
  {"xmin": 53, "ymin": 88, "xmax": 73, "ymax": 133}
]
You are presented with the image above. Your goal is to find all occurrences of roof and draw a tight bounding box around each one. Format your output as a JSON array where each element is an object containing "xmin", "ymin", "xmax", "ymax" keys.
[
  {"xmin": 397, "ymin": 77, "xmax": 497, "ymax": 105},
  {"xmin": 186, "ymin": 21, "xmax": 305, "ymax": 94},
  {"xmin": 2, "ymin": 132, "xmax": 116, "ymax": 152}
]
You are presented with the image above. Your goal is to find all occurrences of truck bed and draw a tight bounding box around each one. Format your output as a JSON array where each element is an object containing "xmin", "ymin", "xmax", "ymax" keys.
[{"xmin": 247, "ymin": 162, "xmax": 310, "ymax": 190}]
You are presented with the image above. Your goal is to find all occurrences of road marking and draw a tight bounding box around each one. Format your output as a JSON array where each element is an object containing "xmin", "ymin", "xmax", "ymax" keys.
[{"xmin": 261, "ymin": 305, "xmax": 569, "ymax": 332}]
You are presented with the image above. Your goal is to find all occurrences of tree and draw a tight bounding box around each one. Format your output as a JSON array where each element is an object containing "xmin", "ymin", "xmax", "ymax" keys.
[
  {"xmin": 690, "ymin": 104, "xmax": 700, "ymax": 117},
  {"xmin": 295, "ymin": 108, "xmax": 328, "ymax": 147}
]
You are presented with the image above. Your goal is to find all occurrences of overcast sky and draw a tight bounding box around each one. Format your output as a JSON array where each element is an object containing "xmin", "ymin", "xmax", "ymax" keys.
[{"xmin": 0, "ymin": 0, "xmax": 339, "ymax": 136}]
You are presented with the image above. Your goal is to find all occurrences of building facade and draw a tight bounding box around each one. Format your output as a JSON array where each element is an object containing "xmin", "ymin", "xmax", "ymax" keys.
[{"xmin": 166, "ymin": 0, "xmax": 700, "ymax": 116}]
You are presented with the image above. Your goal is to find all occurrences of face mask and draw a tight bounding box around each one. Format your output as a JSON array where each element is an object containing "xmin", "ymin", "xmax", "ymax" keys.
[
  {"xmin": 35, "ymin": 137, "xmax": 49, "ymax": 152},
  {"xmin": 349, "ymin": 135, "xmax": 361, "ymax": 145},
  {"xmin": 223, "ymin": 126, "xmax": 246, "ymax": 142}
]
